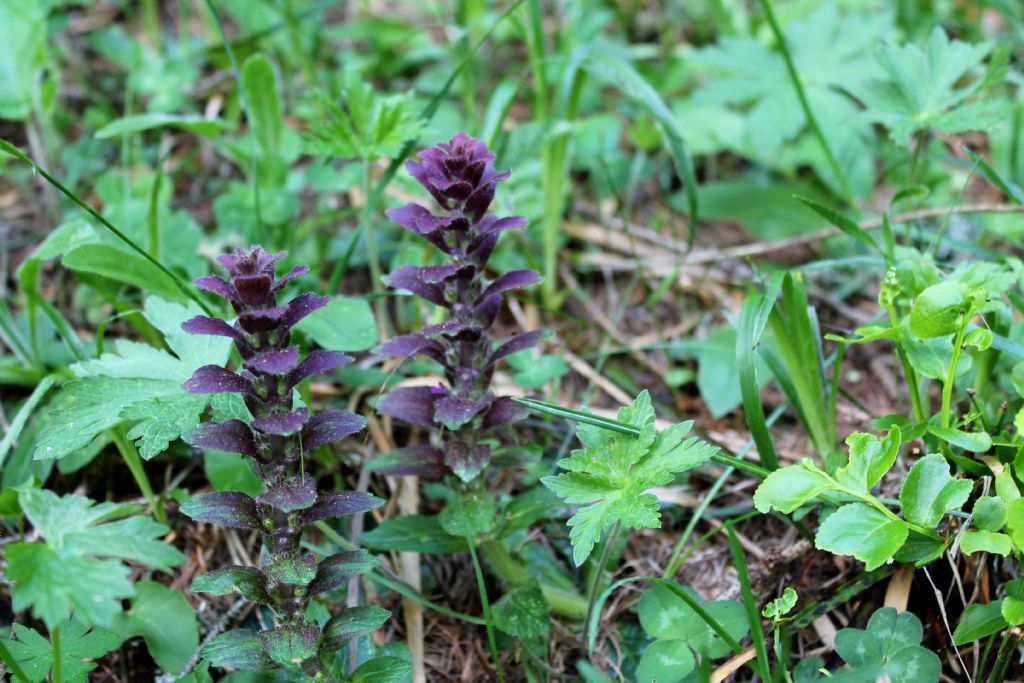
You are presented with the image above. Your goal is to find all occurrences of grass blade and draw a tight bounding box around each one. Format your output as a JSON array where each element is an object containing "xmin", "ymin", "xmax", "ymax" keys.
[
  {"xmin": 795, "ymin": 195, "xmax": 877, "ymax": 251},
  {"xmin": 737, "ymin": 292, "xmax": 778, "ymax": 470},
  {"xmin": 726, "ymin": 522, "xmax": 772, "ymax": 680},
  {"xmin": 512, "ymin": 396, "xmax": 642, "ymax": 435},
  {"xmin": 0, "ymin": 375, "xmax": 56, "ymax": 468}
]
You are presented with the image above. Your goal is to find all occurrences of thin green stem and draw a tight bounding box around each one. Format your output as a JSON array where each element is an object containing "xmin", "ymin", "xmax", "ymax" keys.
[
  {"xmin": 51, "ymin": 624, "xmax": 61, "ymax": 683},
  {"xmin": 941, "ymin": 320, "xmax": 970, "ymax": 429},
  {"xmin": 583, "ymin": 521, "xmax": 621, "ymax": 642},
  {"xmin": 110, "ymin": 427, "xmax": 165, "ymax": 524},
  {"xmin": 468, "ymin": 541, "xmax": 505, "ymax": 683},
  {"xmin": 0, "ymin": 139, "xmax": 214, "ymax": 316},
  {"xmin": 757, "ymin": 0, "xmax": 854, "ymax": 206},
  {"xmin": 986, "ymin": 627, "xmax": 1021, "ymax": 683}
]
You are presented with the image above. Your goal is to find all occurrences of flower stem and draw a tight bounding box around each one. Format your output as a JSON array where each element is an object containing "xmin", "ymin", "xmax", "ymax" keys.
[
  {"xmin": 468, "ymin": 540, "xmax": 505, "ymax": 683},
  {"xmin": 583, "ymin": 520, "xmax": 621, "ymax": 643}
]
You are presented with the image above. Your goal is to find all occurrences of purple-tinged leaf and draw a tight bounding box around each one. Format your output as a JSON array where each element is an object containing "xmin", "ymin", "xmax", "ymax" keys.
[
  {"xmin": 379, "ymin": 334, "xmax": 445, "ymax": 363},
  {"xmin": 422, "ymin": 321, "xmax": 481, "ymax": 340},
  {"xmin": 201, "ymin": 629, "xmax": 271, "ymax": 671},
  {"xmin": 280, "ymin": 293, "xmax": 329, "ymax": 332},
  {"xmin": 195, "ymin": 276, "xmax": 237, "ymax": 302},
  {"xmin": 367, "ymin": 446, "xmax": 447, "ymax": 477},
  {"xmin": 302, "ymin": 410, "xmax": 367, "ymax": 449},
  {"xmin": 272, "ymin": 264, "xmax": 310, "ymax": 292},
  {"xmin": 184, "ymin": 365, "xmax": 251, "ymax": 394},
  {"xmin": 475, "ymin": 214, "xmax": 527, "ymax": 239},
  {"xmin": 474, "ymin": 294, "xmax": 503, "ymax": 329},
  {"xmin": 482, "ymin": 396, "xmax": 530, "ymax": 429},
  {"xmin": 320, "ymin": 605, "xmax": 391, "ymax": 651},
  {"xmin": 377, "ymin": 387, "xmax": 436, "ymax": 427},
  {"xmin": 477, "ymin": 269, "xmax": 542, "ymax": 302},
  {"xmin": 433, "ymin": 395, "xmax": 488, "ymax": 430},
  {"xmin": 217, "ymin": 247, "xmax": 285, "ymax": 278},
  {"xmin": 259, "ymin": 624, "xmax": 319, "ymax": 667},
  {"xmin": 468, "ymin": 231, "xmax": 499, "ymax": 267},
  {"xmin": 300, "ymin": 491, "xmax": 384, "ymax": 525},
  {"xmin": 187, "ymin": 419, "xmax": 257, "ymax": 456},
  {"xmin": 182, "ymin": 316, "xmax": 248, "ymax": 346},
  {"xmin": 490, "ymin": 330, "xmax": 547, "ymax": 364},
  {"xmin": 384, "ymin": 266, "xmax": 446, "ymax": 306},
  {"xmin": 191, "ymin": 566, "xmax": 269, "ymax": 603},
  {"xmin": 419, "ymin": 263, "xmax": 475, "ymax": 284},
  {"xmin": 252, "ymin": 407, "xmax": 310, "ymax": 435},
  {"xmin": 257, "ymin": 475, "xmax": 317, "ymax": 512},
  {"xmin": 245, "ymin": 346, "xmax": 300, "ymax": 375},
  {"xmin": 446, "ymin": 441, "xmax": 490, "ymax": 482},
  {"xmin": 233, "ymin": 274, "xmax": 272, "ymax": 305},
  {"xmin": 181, "ymin": 491, "xmax": 258, "ymax": 529},
  {"xmin": 308, "ymin": 551, "xmax": 380, "ymax": 597},
  {"xmin": 288, "ymin": 350, "xmax": 353, "ymax": 387},
  {"xmin": 238, "ymin": 306, "xmax": 286, "ymax": 333},
  {"xmin": 265, "ymin": 552, "xmax": 318, "ymax": 586},
  {"xmin": 386, "ymin": 203, "xmax": 451, "ymax": 234}
]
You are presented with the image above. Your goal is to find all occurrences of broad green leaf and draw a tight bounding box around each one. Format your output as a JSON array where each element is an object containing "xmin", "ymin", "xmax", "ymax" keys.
[
  {"xmin": 95, "ymin": 113, "xmax": 232, "ymax": 139},
  {"xmin": 242, "ymin": 54, "xmax": 283, "ymax": 162},
  {"xmin": 543, "ymin": 391, "xmax": 717, "ymax": 565},
  {"xmin": 637, "ymin": 584, "xmax": 748, "ymax": 658},
  {"xmin": 1005, "ymin": 498, "xmax": 1024, "ymax": 550},
  {"xmin": 35, "ymin": 297, "xmax": 231, "ymax": 460},
  {"xmin": 696, "ymin": 325, "xmax": 769, "ymax": 417},
  {"xmin": 111, "ymin": 581, "xmax": 198, "ymax": 674},
  {"xmin": 926, "ymin": 425, "xmax": 992, "ymax": 453},
  {"xmin": 1002, "ymin": 580, "xmax": 1024, "ymax": 626},
  {"xmin": 901, "ymin": 330, "xmax": 971, "ymax": 381},
  {"xmin": 899, "ymin": 454, "xmax": 973, "ymax": 528},
  {"xmin": 7, "ymin": 619, "xmax": 121, "ymax": 683},
  {"xmin": 493, "ymin": 582, "xmax": 551, "ymax": 641},
  {"xmin": 361, "ymin": 514, "xmax": 468, "ymax": 554},
  {"xmin": 953, "ymin": 601, "xmax": 1007, "ymax": 645},
  {"xmin": 835, "ymin": 428, "xmax": 900, "ymax": 493},
  {"xmin": 295, "ymin": 295, "xmax": 378, "ymax": 352},
  {"xmin": 815, "ymin": 503, "xmax": 908, "ymax": 571},
  {"xmin": 61, "ymin": 243, "xmax": 185, "ymax": 302},
  {"xmin": 636, "ymin": 640, "xmax": 695, "ymax": 683},
  {"xmin": 960, "ymin": 531, "xmax": 1011, "ymax": 556},
  {"xmin": 439, "ymin": 493, "xmax": 496, "ymax": 538},
  {"xmin": 753, "ymin": 460, "xmax": 833, "ymax": 514},
  {"xmin": 7, "ymin": 489, "xmax": 183, "ymax": 628},
  {"xmin": 909, "ymin": 282, "xmax": 971, "ymax": 338},
  {"xmin": 200, "ymin": 629, "xmax": 271, "ymax": 671},
  {"xmin": 0, "ymin": 0, "xmax": 48, "ymax": 120},
  {"xmin": 506, "ymin": 349, "xmax": 570, "ymax": 390},
  {"xmin": 833, "ymin": 608, "xmax": 939, "ymax": 681},
  {"xmin": 893, "ymin": 531, "xmax": 947, "ymax": 566},
  {"xmin": 973, "ymin": 496, "xmax": 1006, "ymax": 531},
  {"xmin": 350, "ymin": 656, "xmax": 416, "ymax": 683}
]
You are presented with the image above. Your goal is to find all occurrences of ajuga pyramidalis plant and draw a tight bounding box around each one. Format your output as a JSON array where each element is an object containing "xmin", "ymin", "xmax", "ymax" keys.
[
  {"xmin": 377, "ymin": 133, "xmax": 543, "ymax": 482},
  {"xmin": 179, "ymin": 247, "xmax": 387, "ymax": 678}
]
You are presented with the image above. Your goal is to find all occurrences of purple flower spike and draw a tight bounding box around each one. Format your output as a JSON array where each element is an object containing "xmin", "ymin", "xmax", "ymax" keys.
[
  {"xmin": 245, "ymin": 347, "xmax": 300, "ymax": 375},
  {"xmin": 288, "ymin": 350, "xmax": 353, "ymax": 388},
  {"xmin": 252, "ymin": 407, "xmax": 310, "ymax": 436},
  {"xmin": 187, "ymin": 420, "xmax": 257, "ymax": 456},
  {"xmin": 382, "ymin": 135, "xmax": 545, "ymax": 481},
  {"xmin": 301, "ymin": 410, "xmax": 368, "ymax": 450},
  {"xmin": 300, "ymin": 491, "xmax": 383, "ymax": 525}
]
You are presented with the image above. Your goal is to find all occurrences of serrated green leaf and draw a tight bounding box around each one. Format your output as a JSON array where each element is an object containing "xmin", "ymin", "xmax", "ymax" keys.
[
  {"xmin": 953, "ymin": 601, "xmax": 1007, "ymax": 645},
  {"xmin": 815, "ymin": 503, "xmax": 908, "ymax": 571},
  {"xmin": 35, "ymin": 297, "xmax": 231, "ymax": 460},
  {"xmin": 111, "ymin": 581, "xmax": 198, "ymax": 674},
  {"xmin": 899, "ymin": 454, "xmax": 973, "ymax": 528},
  {"xmin": 7, "ymin": 619, "xmax": 121, "ymax": 683},
  {"xmin": 7, "ymin": 489, "xmax": 183, "ymax": 628},
  {"xmin": 543, "ymin": 391, "xmax": 717, "ymax": 565},
  {"xmin": 753, "ymin": 460, "xmax": 832, "ymax": 514}
]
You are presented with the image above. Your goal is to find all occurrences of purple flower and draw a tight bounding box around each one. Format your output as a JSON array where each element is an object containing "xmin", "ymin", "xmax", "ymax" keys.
[
  {"xmin": 179, "ymin": 246, "xmax": 384, "ymax": 668},
  {"xmin": 378, "ymin": 135, "xmax": 543, "ymax": 482}
]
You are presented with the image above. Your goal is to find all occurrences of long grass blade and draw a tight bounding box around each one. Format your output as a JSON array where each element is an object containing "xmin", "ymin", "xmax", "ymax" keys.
[
  {"xmin": 0, "ymin": 375, "xmax": 56, "ymax": 468},
  {"xmin": 726, "ymin": 522, "xmax": 772, "ymax": 680}
]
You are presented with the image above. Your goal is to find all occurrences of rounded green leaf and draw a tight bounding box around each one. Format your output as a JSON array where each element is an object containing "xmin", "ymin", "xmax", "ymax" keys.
[
  {"xmin": 635, "ymin": 640, "xmax": 695, "ymax": 683},
  {"xmin": 909, "ymin": 281, "xmax": 970, "ymax": 338}
]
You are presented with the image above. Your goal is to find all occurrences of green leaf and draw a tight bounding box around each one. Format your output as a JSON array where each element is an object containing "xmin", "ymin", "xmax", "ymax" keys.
[
  {"xmin": 361, "ymin": 514, "xmax": 468, "ymax": 554},
  {"xmin": 350, "ymin": 656, "xmax": 416, "ymax": 683},
  {"xmin": 0, "ymin": 0, "xmax": 48, "ymax": 120},
  {"xmin": 899, "ymin": 454, "xmax": 973, "ymax": 528},
  {"xmin": 697, "ymin": 325, "xmax": 769, "ymax": 418},
  {"xmin": 762, "ymin": 587, "xmax": 799, "ymax": 621},
  {"xmin": 833, "ymin": 608, "xmax": 940, "ymax": 681},
  {"xmin": 493, "ymin": 582, "xmax": 552, "ymax": 641},
  {"xmin": 926, "ymin": 425, "xmax": 992, "ymax": 453},
  {"xmin": 973, "ymin": 496, "xmax": 1006, "ymax": 531},
  {"xmin": 636, "ymin": 640, "xmax": 695, "ymax": 683},
  {"xmin": 960, "ymin": 531, "xmax": 1011, "ymax": 556},
  {"xmin": 321, "ymin": 605, "xmax": 391, "ymax": 649},
  {"xmin": 242, "ymin": 54, "xmax": 283, "ymax": 162},
  {"xmin": 95, "ymin": 113, "xmax": 233, "ymax": 140},
  {"xmin": 953, "ymin": 601, "xmax": 1007, "ymax": 645},
  {"xmin": 294, "ymin": 295, "xmax": 378, "ymax": 352},
  {"xmin": 7, "ymin": 619, "xmax": 121, "ymax": 683},
  {"xmin": 542, "ymin": 391, "xmax": 717, "ymax": 565},
  {"xmin": 852, "ymin": 27, "xmax": 1006, "ymax": 140},
  {"xmin": 753, "ymin": 460, "xmax": 833, "ymax": 514},
  {"xmin": 200, "ymin": 629, "xmax": 271, "ymax": 671},
  {"xmin": 506, "ymin": 349, "xmax": 570, "ymax": 390},
  {"xmin": 191, "ymin": 566, "xmax": 269, "ymax": 602},
  {"xmin": 636, "ymin": 584, "xmax": 748, "ymax": 659},
  {"xmin": 795, "ymin": 196, "xmax": 878, "ymax": 250},
  {"xmin": 893, "ymin": 530, "xmax": 947, "ymax": 566},
  {"xmin": 35, "ymin": 297, "xmax": 231, "ymax": 460},
  {"xmin": 111, "ymin": 581, "xmax": 198, "ymax": 674},
  {"xmin": 61, "ymin": 243, "xmax": 186, "ymax": 303},
  {"xmin": 1003, "ymin": 580, "xmax": 1024, "ymax": 626},
  {"xmin": 815, "ymin": 503, "xmax": 908, "ymax": 571},
  {"xmin": 834, "ymin": 428, "xmax": 901, "ymax": 493},
  {"xmin": 439, "ymin": 493, "xmax": 496, "ymax": 538},
  {"xmin": 7, "ymin": 489, "xmax": 183, "ymax": 628},
  {"xmin": 909, "ymin": 281, "xmax": 971, "ymax": 338}
]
